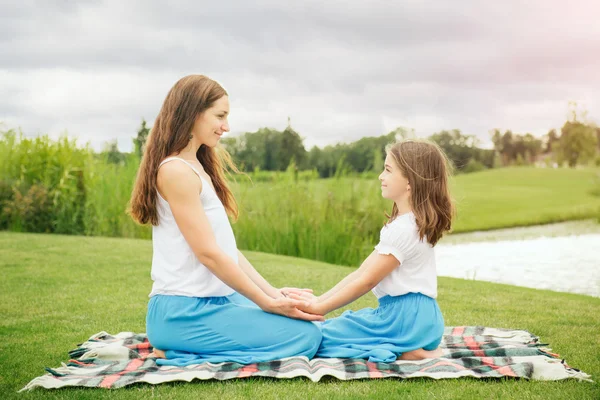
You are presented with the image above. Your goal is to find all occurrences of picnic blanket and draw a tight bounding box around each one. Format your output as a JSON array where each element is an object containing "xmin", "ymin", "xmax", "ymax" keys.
[{"xmin": 20, "ymin": 326, "xmax": 591, "ymax": 391}]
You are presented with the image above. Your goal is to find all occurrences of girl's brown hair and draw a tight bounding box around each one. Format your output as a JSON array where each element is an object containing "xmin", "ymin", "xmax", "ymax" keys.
[
  {"xmin": 386, "ymin": 139, "xmax": 454, "ymax": 246},
  {"xmin": 128, "ymin": 75, "xmax": 239, "ymax": 225}
]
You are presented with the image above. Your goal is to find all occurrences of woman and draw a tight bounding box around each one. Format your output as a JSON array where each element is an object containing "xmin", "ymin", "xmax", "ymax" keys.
[{"xmin": 129, "ymin": 75, "xmax": 322, "ymax": 366}]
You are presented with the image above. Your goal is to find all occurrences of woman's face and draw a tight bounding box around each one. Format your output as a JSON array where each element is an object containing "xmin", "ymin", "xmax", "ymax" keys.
[
  {"xmin": 379, "ymin": 153, "xmax": 410, "ymax": 202},
  {"xmin": 192, "ymin": 95, "xmax": 230, "ymax": 147}
]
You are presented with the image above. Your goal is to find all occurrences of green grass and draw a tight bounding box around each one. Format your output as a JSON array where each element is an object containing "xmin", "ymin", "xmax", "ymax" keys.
[
  {"xmin": 0, "ymin": 232, "xmax": 598, "ymax": 399},
  {"xmin": 449, "ymin": 167, "xmax": 600, "ymax": 232}
]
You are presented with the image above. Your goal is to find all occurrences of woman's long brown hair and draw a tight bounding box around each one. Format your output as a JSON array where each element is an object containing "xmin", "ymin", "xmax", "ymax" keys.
[
  {"xmin": 386, "ymin": 140, "xmax": 455, "ymax": 246},
  {"xmin": 128, "ymin": 75, "xmax": 239, "ymax": 225}
]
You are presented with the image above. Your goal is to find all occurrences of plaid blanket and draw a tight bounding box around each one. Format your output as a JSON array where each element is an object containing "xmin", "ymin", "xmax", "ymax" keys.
[{"xmin": 21, "ymin": 326, "xmax": 591, "ymax": 391}]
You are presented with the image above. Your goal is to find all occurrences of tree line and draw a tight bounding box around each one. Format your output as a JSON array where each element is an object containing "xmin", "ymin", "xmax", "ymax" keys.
[{"xmin": 125, "ymin": 110, "xmax": 599, "ymax": 177}]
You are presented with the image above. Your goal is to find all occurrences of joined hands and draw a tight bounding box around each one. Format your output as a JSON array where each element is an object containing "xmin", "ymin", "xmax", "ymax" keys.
[{"xmin": 261, "ymin": 287, "xmax": 324, "ymax": 321}]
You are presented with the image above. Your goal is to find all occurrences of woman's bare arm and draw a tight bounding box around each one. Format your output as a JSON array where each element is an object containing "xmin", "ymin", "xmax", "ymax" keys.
[{"xmin": 157, "ymin": 162, "xmax": 322, "ymax": 321}]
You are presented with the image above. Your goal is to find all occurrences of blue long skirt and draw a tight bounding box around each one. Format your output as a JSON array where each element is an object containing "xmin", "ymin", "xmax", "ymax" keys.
[
  {"xmin": 146, "ymin": 292, "xmax": 323, "ymax": 366},
  {"xmin": 316, "ymin": 292, "xmax": 444, "ymax": 362}
]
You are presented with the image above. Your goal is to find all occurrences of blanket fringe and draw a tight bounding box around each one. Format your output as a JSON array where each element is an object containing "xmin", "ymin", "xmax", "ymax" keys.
[{"xmin": 20, "ymin": 327, "xmax": 593, "ymax": 391}]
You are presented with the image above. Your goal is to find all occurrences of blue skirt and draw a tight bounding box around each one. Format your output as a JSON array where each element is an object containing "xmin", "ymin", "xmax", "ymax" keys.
[
  {"xmin": 316, "ymin": 292, "xmax": 444, "ymax": 362},
  {"xmin": 146, "ymin": 292, "xmax": 322, "ymax": 366}
]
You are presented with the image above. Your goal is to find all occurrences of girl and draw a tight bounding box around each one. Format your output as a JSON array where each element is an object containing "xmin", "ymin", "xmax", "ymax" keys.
[
  {"xmin": 296, "ymin": 139, "xmax": 453, "ymax": 362},
  {"xmin": 128, "ymin": 75, "xmax": 323, "ymax": 367}
]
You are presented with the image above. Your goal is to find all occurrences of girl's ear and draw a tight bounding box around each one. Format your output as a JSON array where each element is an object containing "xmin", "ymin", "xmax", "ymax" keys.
[{"xmin": 407, "ymin": 183, "xmax": 411, "ymax": 191}]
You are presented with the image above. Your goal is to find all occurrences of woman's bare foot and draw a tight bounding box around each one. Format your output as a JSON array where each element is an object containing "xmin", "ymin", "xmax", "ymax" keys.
[
  {"xmin": 399, "ymin": 347, "xmax": 443, "ymax": 360},
  {"xmin": 148, "ymin": 348, "xmax": 166, "ymax": 359}
]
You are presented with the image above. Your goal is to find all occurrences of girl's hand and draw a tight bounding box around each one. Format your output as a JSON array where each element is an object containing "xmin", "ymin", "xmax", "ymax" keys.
[
  {"xmin": 287, "ymin": 292, "xmax": 327, "ymax": 315},
  {"xmin": 262, "ymin": 297, "xmax": 324, "ymax": 322},
  {"xmin": 294, "ymin": 300, "xmax": 326, "ymax": 316},
  {"xmin": 279, "ymin": 287, "xmax": 317, "ymax": 301}
]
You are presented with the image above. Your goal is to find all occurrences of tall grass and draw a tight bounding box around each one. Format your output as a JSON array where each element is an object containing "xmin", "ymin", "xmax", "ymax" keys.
[
  {"xmin": 83, "ymin": 154, "xmax": 150, "ymax": 239},
  {"xmin": 232, "ymin": 168, "xmax": 600, "ymax": 265},
  {"xmin": 0, "ymin": 129, "xmax": 149, "ymax": 238},
  {"xmin": 233, "ymin": 177, "xmax": 388, "ymax": 266},
  {"xmin": 1, "ymin": 130, "xmax": 600, "ymax": 266},
  {"xmin": 0, "ymin": 130, "xmax": 89, "ymax": 234}
]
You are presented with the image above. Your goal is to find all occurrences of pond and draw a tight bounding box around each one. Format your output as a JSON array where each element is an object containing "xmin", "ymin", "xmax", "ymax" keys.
[{"xmin": 436, "ymin": 232, "xmax": 600, "ymax": 298}]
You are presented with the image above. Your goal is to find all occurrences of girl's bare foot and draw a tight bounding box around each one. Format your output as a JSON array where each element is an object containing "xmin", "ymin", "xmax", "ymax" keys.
[
  {"xmin": 149, "ymin": 349, "xmax": 166, "ymax": 359},
  {"xmin": 399, "ymin": 347, "xmax": 443, "ymax": 360}
]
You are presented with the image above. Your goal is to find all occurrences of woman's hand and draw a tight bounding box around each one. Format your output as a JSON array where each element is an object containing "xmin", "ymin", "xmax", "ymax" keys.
[
  {"xmin": 261, "ymin": 297, "xmax": 324, "ymax": 322},
  {"xmin": 278, "ymin": 287, "xmax": 317, "ymax": 301},
  {"xmin": 294, "ymin": 299, "xmax": 327, "ymax": 316},
  {"xmin": 287, "ymin": 292, "xmax": 327, "ymax": 316}
]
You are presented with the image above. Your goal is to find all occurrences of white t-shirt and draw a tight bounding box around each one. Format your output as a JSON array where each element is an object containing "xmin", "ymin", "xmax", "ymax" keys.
[
  {"xmin": 372, "ymin": 212, "xmax": 438, "ymax": 299},
  {"xmin": 149, "ymin": 157, "xmax": 236, "ymax": 298}
]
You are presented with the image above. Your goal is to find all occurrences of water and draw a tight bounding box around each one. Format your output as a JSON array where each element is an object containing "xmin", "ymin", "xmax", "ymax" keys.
[{"xmin": 436, "ymin": 233, "xmax": 600, "ymax": 298}]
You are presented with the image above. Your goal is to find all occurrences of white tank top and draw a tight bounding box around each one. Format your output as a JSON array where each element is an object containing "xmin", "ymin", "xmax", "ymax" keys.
[{"xmin": 149, "ymin": 157, "xmax": 236, "ymax": 298}]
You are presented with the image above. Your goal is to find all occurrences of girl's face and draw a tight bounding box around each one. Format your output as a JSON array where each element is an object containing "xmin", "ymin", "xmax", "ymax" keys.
[
  {"xmin": 191, "ymin": 95, "xmax": 230, "ymax": 147},
  {"xmin": 379, "ymin": 153, "xmax": 410, "ymax": 202}
]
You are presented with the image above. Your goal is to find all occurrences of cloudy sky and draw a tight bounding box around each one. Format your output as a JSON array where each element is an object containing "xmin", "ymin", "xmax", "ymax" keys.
[{"xmin": 1, "ymin": 0, "xmax": 599, "ymax": 152}]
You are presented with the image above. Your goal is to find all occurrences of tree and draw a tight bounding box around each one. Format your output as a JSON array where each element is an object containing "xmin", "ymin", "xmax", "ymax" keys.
[
  {"xmin": 307, "ymin": 146, "xmax": 326, "ymax": 176},
  {"xmin": 491, "ymin": 129, "xmax": 543, "ymax": 166},
  {"xmin": 278, "ymin": 119, "xmax": 306, "ymax": 170},
  {"xmin": 490, "ymin": 129, "xmax": 514, "ymax": 166},
  {"xmin": 554, "ymin": 103, "xmax": 599, "ymax": 167},
  {"xmin": 544, "ymin": 129, "xmax": 560, "ymax": 154},
  {"xmin": 102, "ymin": 140, "xmax": 126, "ymax": 165},
  {"xmin": 522, "ymin": 133, "xmax": 542, "ymax": 164},
  {"xmin": 557, "ymin": 121, "xmax": 598, "ymax": 167},
  {"xmin": 429, "ymin": 129, "xmax": 488, "ymax": 171},
  {"xmin": 221, "ymin": 128, "xmax": 270, "ymax": 171},
  {"xmin": 343, "ymin": 131, "xmax": 396, "ymax": 173},
  {"xmin": 221, "ymin": 125, "xmax": 307, "ymax": 172},
  {"xmin": 500, "ymin": 130, "xmax": 514, "ymax": 166},
  {"xmin": 133, "ymin": 119, "xmax": 150, "ymax": 158}
]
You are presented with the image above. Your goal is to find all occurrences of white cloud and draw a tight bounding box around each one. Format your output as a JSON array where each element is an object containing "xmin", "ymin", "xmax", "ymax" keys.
[{"xmin": 1, "ymin": 0, "xmax": 599, "ymax": 152}]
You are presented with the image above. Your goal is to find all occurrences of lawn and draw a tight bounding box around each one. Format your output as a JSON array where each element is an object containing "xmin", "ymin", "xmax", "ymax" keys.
[
  {"xmin": 449, "ymin": 167, "xmax": 600, "ymax": 232},
  {"xmin": 0, "ymin": 232, "xmax": 598, "ymax": 399}
]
